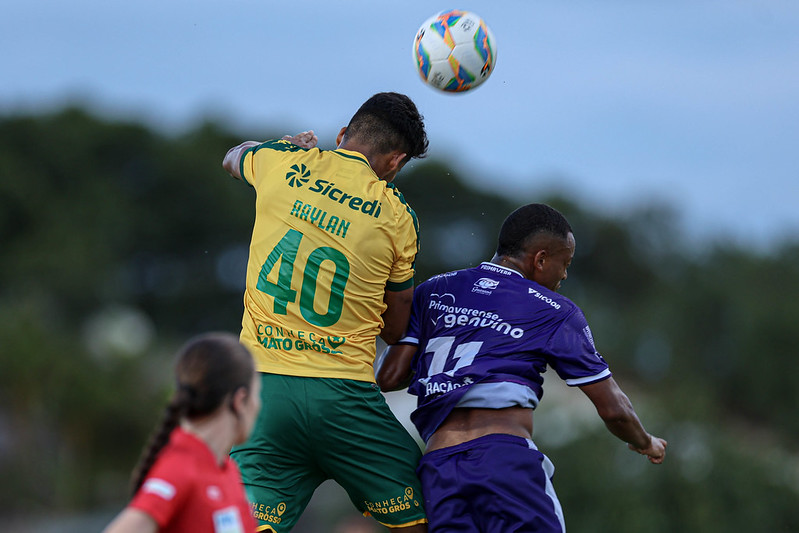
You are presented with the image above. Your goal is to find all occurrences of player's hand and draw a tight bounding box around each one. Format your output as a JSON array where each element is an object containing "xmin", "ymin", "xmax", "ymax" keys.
[
  {"xmin": 282, "ymin": 130, "xmax": 318, "ymax": 149},
  {"xmin": 629, "ymin": 435, "xmax": 667, "ymax": 464}
]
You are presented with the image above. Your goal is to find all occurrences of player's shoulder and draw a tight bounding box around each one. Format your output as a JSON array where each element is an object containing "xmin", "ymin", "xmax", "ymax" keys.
[
  {"xmin": 523, "ymin": 280, "xmax": 581, "ymax": 315},
  {"xmin": 378, "ymin": 182, "xmax": 419, "ymax": 233},
  {"xmin": 253, "ymin": 139, "xmax": 311, "ymax": 154},
  {"xmin": 417, "ymin": 267, "xmax": 472, "ymax": 291},
  {"xmin": 248, "ymin": 140, "xmax": 323, "ymax": 170},
  {"xmin": 145, "ymin": 445, "xmax": 197, "ymax": 490},
  {"xmin": 383, "ymin": 182, "xmax": 415, "ymax": 212},
  {"xmin": 157, "ymin": 430, "xmax": 212, "ymax": 473}
]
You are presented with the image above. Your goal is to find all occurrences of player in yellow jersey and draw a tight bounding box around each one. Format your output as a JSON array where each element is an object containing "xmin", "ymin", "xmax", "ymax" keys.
[{"xmin": 222, "ymin": 93, "xmax": 429, "ymax": 532}]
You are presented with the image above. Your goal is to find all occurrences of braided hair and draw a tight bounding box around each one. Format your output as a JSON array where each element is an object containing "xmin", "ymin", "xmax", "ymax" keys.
[{"xmin": 129, "ymin": 332, "xmax": 255, "ymax": 496}]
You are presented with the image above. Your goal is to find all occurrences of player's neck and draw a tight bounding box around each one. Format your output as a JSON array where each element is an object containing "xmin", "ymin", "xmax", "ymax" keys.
[
  {"xmin": 181, "ymin": 416, "xmax": 237, "ymax": 466},
  {"xmin": 337, "ymin": 140, "xmax": 397, "ymax": 180},
  {"xmin": 490, "ymin": 255, "xmax": 527, "ymax": 278}
]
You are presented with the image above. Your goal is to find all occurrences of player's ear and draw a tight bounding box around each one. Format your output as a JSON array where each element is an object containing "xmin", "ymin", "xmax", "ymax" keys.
[
  {"xmin": 336, "ymin": 127, "xmax": 347, "ymax": 146},
  {"xmin": 378, "ymin": 151, "xmax": 408, "ymax": 183},
  {"xmin": 388, "ymin": 151, "xmax": 408, "ymax": 173},
  {"xmin": 229, "ymin": 387, "xmax": 248, "ymax": 419},
  {"xmin": 532, "ymin": 248, "xmax": 548, "ymax": 271}
]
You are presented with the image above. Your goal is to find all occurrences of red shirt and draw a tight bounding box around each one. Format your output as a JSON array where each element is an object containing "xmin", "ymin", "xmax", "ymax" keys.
[{"xmin": 130, "ymin": 428, "xmax": 256, "ymax": 533}]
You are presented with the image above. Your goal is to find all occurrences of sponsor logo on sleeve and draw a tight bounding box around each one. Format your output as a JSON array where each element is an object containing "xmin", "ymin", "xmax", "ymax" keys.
[
  {"xmin": 142, "ymin": 478, "xmax": 176, "ymax": 501},
  {"xmin": 583, "ymin": 325, "xmax": 596, "ymax": 349}
]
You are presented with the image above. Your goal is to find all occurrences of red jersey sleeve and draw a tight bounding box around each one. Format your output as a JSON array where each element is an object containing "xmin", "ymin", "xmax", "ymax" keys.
[{"xmin": 129, "ymin": 453, "xmax": 192, "ymax": 527}]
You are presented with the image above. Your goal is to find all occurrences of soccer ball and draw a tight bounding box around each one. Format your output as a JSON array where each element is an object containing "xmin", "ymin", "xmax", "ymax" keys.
[{"xmin": 413, "ymin": 10, "xmax": 497, "ymax": 93}]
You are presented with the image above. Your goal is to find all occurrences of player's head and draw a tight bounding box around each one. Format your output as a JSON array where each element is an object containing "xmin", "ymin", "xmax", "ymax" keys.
[
  {"xmin": 339, "ymin": 92, "xmax": 428, "ymax": 181},
  {"xmin": 174, "ymin": 332, "xmax": 260, "ymax": 442},
  {"xmin": 496, "ymin": 203, "xmax": 575, "ymax": 291},
  {"xmin": 345, "ymin": 92, "xmax": 429, "ymax": 160},
  {"xmin": 130, "ymin": 332, "xmax": 260, "ymax": 496}
]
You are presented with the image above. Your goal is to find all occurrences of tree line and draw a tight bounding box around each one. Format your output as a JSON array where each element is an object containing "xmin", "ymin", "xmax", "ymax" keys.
[{"xmin": 1, "ymin": 108, "xmax": 798, "ymax": 531}]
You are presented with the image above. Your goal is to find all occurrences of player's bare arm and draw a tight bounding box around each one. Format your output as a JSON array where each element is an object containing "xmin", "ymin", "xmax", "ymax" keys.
[
  {"xmin": 579, "ymin": 377, "xmax": 667, "ymax": 464},
  {"xmin": 380, "ymin": 287, "xmax": 414, "ymax": 345},
  {"xmin": 222, "ymin": 141, "xmax": 261, "ymax": 179},
  {"xmin": 376, "ymin": 343, "xmax": 417, "ymax": 391}
]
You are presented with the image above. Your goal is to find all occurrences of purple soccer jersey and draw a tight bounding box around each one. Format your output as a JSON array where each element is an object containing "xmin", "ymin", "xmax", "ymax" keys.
[{"xmin": 405, "ymin": 262, "xmax": 611, "ymax": 443}]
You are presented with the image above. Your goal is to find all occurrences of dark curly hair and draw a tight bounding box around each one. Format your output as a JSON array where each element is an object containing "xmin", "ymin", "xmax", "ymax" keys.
[
  {"xmin": 344, "ymin": 92, "xmax": 429, "ymax": 162},
  {"xmin": 496, "ymin": 203, "xmax": 573, "ymax": 257}
]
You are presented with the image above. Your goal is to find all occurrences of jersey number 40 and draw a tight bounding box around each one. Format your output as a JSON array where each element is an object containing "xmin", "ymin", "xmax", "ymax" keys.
[{"xmin": 256, "ymin": 229, "xmax": 350, "ymax": 327}]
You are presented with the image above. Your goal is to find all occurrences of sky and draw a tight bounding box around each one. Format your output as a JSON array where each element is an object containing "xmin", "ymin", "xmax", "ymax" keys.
[{"xmin": 3, "ymin": 0, "xmax": 798, "ymax": 250}]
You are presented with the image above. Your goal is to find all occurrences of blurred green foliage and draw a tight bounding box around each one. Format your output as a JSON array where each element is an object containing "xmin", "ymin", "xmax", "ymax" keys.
[{"xmin": 1, "ymin": 108, "xmax": 798, "ymax": 531}]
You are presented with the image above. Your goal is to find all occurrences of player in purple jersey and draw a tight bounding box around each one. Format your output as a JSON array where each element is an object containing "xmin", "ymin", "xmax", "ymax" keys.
[{"xmin": 378, "ymin": 203, "xmax": 667, "ymax": 532}]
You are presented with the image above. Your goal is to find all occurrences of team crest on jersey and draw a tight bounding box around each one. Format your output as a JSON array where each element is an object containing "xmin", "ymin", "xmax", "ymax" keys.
[
  {"xmin": 207, "ymin": 485, "xmax": 222, "ymax": 501},
  {"xmin": 285, "ymin": 163, "xmax": 311, "ymax": 187}
]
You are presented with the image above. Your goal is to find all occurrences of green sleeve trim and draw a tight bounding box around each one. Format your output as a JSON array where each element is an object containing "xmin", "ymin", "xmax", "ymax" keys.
[
  {"xmin": 386, "ymin": 182, "xmax": 421, "ymax": 270},
  {"xmin": 258, "ymin": 139, "xmax": 305, "ymax": 153},
  {"xmin": 385, "ymin": 182, "xmax": 420, "ymax": 240},
  {"xmin": 387, "ymin": 277, "xmax": 414, "ymax": 292},
  {"xmin": 239, "ymin": 139, "xmax": 313, "ymax": 186},
  {"xmin": 238, "ymin": 145, "xmax": 259, "ymax": 187}
]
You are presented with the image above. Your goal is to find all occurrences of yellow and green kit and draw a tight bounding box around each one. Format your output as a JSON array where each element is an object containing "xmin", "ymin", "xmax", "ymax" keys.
[{"xmin": 229, "ymin": 139, "xmax": 426, "ymax": 531}]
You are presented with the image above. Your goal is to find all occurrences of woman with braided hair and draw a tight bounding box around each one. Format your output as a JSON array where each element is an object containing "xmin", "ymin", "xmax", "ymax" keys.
[{"xmin": 104, "ymin": 332, "xmax": 261, "ymax": 533}]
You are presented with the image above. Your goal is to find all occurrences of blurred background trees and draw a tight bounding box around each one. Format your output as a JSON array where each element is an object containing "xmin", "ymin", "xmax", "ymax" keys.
[{"xmin": 1, "ymin": 108, "xmax": 798, "ymax": 532}]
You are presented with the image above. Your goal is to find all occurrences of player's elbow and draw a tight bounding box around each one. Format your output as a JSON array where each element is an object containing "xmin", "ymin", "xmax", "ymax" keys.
[
  {"xmin": 379, "ymin": 312, "xmax": 409, "ymax": 345},
  {"xmin": 376, "ymin": 363, "xmax": 411, "ymax": 392},
  {"xmin": 376, "ymin": 344, "xmax": 416, "ymax": 392},
  {"xmin": 597, "ymin": 407, "xmax": 630, "ymax": 425},
  {"xmin": 596, "ymin": 397, "xmax": 639, "ymax": 428},
  {"xmin": 222, "ymin": 150, "xmax": 239, "ymax": 177},
  {"xmin": 379, "ymin": 328, "xmax": 404, "ymax": 346},
  {"xmin": 223, "ymin": 141, "xmax": 260, "ymax": 179},
  {"xmin": 376, "ymin": 367, "xmax": 399, "ymax": 391}
]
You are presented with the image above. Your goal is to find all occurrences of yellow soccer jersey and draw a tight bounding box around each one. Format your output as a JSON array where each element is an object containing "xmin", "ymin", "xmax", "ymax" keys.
[{"xmin": 235, "ymin": 139, "xmax": 419, "ymax": 382}]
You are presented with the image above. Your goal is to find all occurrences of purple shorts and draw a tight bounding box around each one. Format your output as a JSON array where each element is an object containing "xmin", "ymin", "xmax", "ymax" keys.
[{"xmin": 417, "ymin": 434, "xmax": 565, "ymax": 532}]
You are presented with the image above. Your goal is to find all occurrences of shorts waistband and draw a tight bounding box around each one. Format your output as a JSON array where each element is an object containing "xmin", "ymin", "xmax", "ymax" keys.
[{"xmin": 424, "ymin": 433, "xmax": 538, "ymax": 458}]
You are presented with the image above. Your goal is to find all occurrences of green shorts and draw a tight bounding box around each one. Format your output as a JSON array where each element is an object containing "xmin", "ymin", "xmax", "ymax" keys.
[{"xmin": 230, "ymin": 373, "xmax": 427, "ymax": 532}]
